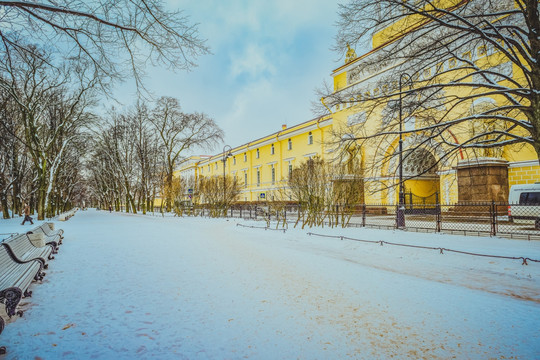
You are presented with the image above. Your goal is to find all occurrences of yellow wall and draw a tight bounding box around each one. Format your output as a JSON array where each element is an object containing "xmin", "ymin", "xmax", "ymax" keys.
[
  {"xmin": 334, "ymin": 72, "xmax": 347, "ymax": 92},
  {"xmin": 405, "ymin": 179, "xmax": 439, "ymax": 198},
  {"xmin": 372, "ymin": 0, "xmax": 467, "ymax": 48},
  {"xmin": 508, "ymin": 166, "xmax": 540, "ymax": 186},
  {"xmin": 185, "ymin": 117, "xmax": 332, "ymax": 203}
]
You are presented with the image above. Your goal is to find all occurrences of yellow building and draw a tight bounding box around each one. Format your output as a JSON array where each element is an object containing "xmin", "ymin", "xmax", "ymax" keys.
[
  {"xmin": 178, "ymin": 117, "xmax": 333, "ymax": 203},
  {"xmin": 324, "ymin": 1, "xmax": 539, "ymax": 205},
  {"xmin": 179, "ymin": 1, "xmax": 538, "ymax": 205}
]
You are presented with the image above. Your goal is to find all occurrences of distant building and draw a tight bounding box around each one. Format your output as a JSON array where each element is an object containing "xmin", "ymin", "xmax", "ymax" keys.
[{"xmin": 177, "ymin": 118, "xmax": 332, "ymax": 203}]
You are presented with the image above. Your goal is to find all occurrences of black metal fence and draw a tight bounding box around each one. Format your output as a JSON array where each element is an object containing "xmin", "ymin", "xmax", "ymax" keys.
[{"xmin": 185, "ymin": 202, "xmax": 540, "ymax": 240}]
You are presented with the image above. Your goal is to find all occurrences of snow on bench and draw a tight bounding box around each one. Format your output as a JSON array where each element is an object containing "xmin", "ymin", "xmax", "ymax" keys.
[
  {"xmin": 1, "ymin": 233, "xmax": 55, "ymax": 270},
  {"xmin": 58, "ymin": 208, "xmax": 78, "ymax": 221},
  {"xmin": 31, "ymin": 223, "xmax": 63, "ymax": 247}
]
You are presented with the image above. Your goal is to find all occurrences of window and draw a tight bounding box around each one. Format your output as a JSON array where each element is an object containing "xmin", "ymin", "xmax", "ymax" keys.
[
  {"xmin": 244, "ymin": 153, "xmax": 247, "ymax": 162},
  {"xmin": 287, "ymin": 139, "xmax": 292, "ymax": 150},
  {"xmin": 271, "ymin": 144, "xmax": 275, "ymax": 155},
  {"xmin": 288, "ymin": 163, "xmax": 293, "ymax": 178},
  {"xmin": 519, "ymin": 192, "xmax": 540, "ymax": 205},
  {"xmin": 257, "ymin": 169, "xmax": 261, "ymax": 186},
  {"xmin": 256, "ymin": 148, "xmax": 260, "ymax": 158},
  {"xmin": 271, "ymin": 165, "xmax": 275, "ymax": 184},
  {"xmin": 215, "ymin": 163, "xmax": 218, "ymax": 170},
  {"xmin": 208, "ymin": 165, "xmax": 210, "ymax": 171},
  {"xmin": 244, "ymin": 172, "xmax": 248, "ymax": 188},
  {"xmin": 308, "ymin": 132, "xmax": 313, "ymax": 145},
  {"xmin": 233, "ymin": 156, "xmax": 236, "ymax": 165}
]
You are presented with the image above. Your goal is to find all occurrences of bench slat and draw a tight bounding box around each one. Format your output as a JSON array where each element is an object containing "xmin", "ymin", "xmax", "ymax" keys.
[{"xmin": 0, "ymin": 247, "xmax": 42, "ymax": 317}]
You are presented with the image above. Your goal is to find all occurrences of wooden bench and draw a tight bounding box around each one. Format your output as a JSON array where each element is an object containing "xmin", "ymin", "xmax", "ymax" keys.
[
  {"xmin": 41, "ymin": 222, "xmax": 63, "ymax": 238},
  {"xmin": 58, "ymin": 208, "xmax": 77, "ymax": 221},
  {"xmin": 0, "ymin": 316, "xmax": 4, "ymax": 354},
  {"xmin": 0, "ymin": 246, "xmax": 43, "ymax": 317},
  {"xmin": 0, "ymin": 246, "xmax": 44, "ymax": 355},
  {"xmin": 2, "ymin": 234, "xmax": 54, "ymax": 269},
  {"xmin": 32, "ymin": 223, "xmax": 63, "ymax": 247}
]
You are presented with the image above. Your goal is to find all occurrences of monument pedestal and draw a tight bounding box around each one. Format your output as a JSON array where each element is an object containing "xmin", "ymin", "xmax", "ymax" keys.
[{"xmin": 456, "ymin": 158, "xmax": 509, "ymax": 203}]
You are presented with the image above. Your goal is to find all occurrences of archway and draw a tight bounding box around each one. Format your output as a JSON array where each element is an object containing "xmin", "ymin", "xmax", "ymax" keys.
[{"xmin": 402, "ymin": 147, "xmax": 440, "ymax": 205}]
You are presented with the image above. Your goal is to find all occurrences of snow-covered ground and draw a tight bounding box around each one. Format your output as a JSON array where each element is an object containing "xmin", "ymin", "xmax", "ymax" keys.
[{"xmin": 0, "ymin": 209, "xmax": 539, "ymax": 359}]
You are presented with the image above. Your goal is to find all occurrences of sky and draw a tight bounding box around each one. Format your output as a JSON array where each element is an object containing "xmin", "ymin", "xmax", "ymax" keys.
[{"xmin": 112, "ymin": 0, "xmax": 344, "ymax": 153}]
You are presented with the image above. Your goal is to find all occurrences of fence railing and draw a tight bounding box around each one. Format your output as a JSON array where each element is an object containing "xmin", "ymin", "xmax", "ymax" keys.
[{"xmin": 179, "ymin": 202, "xmax": 540, "ymax": 240}]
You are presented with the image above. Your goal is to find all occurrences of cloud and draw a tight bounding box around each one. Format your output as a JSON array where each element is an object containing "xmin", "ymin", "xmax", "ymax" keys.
[
  {"xmin": 130, "ymin": 0, "xmax": 343, "ymax": 151},
  {"xmin": 229, "ymin": 43, "xmax": 277, "ymax": 79}
]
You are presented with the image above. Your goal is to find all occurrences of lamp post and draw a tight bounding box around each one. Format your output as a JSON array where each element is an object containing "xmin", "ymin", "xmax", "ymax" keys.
[
  {"xmin": 222, "ymin": 145, "xmax": 232, "ymax": 214},
  {"xmin": 397, "ymin": 73, "xmax": 412, "ymax": 229}
]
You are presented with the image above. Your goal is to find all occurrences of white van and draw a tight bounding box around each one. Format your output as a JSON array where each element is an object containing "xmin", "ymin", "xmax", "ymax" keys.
[{"xmin": 508, "ymin": 183, "xmax": 540, "ymax": 229}]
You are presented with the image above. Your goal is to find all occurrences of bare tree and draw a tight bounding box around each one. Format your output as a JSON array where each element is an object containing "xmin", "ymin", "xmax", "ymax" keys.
[
  {"xmin": 97, "ymin": 110, "xmax": 142, "ymax": 213},
  {"xmin": 0, "ymin": 87, "xmax": 26, "ymax": 218},
  {"xmin": 0, "ymin": 0, "xmax": 209, "ymax": 90},
  {"xmin": 131, "ymin": 102, "xmax": 162, "ymax": 214},
  {"xmin": 150, "ymin": 96, "xmax": 223, "ymax": 212},
  {"xmin": 328, "ymin": 146, "xmax": 364, "ymax": 228},
  {"xmin": 50, "ymin": 135, "xmax": 88, "ymax": 213},
  {"xmin": 87, "ymin": 142, "xmax": 123, "ymax": 211},
  {"xmin": 265, "ymin": 182, "xmax": 293, "ymax": 229},
  {"xmin": 197, "ymin": 175, "xmax": 241, "ymax": 217},
  {"xmin": 326, "ymin": 0, "xmax": 540, "ymax": 169},
  {"xmin": 289, "ymin": 157, "xmax": 333, "ymax": 228},
  {"xmin": 0, "ymin": 44, "xmax": 97, "ymax": 219}
]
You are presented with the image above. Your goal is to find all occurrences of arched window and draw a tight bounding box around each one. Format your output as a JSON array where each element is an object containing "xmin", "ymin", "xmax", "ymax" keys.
[
  {"xmin": 271, "ymin": 144, "xmax": 275, "ymax": 155},
  {"xmin": 308, "ymin": 132, "xmax": 313, "ymax": 145},
  {"xmin": 256, "ymin": 148, "xmax": 260, "ymax": 158},
  {"xmin": 287, "ymin": 138, "xmax": 292, "ymax": 150}
]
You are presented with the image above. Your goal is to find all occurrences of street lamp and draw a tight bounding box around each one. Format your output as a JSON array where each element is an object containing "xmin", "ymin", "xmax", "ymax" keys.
[
  {"xmin": 397, "ymin": 73, "xmax": 412, "ymax": 229},
  {"xmin": 222, "ymin": 145, "xmax": 232, "ymax": 214}
]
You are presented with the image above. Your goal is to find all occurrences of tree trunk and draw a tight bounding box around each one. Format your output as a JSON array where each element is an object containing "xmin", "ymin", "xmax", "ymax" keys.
[
  {"xmin": 11, "ymin": 144, "xmax": 21, "ymax": 217},
  {"xmin": 37, "ymin": 181, "xmax": 46, "ymax": 220},
  {"xmin": 166, "ymin": 170, "xmax": 173, "ymax": 212},
  {"xmin": 1, "ymin": 190, "xmax": 10, "ymax": 219}
]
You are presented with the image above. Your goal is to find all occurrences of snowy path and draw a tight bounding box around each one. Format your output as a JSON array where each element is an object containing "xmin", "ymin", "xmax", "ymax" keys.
[{"xmin": 0, "ymin": 210, "xmax": 539, "ymax": 359}]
